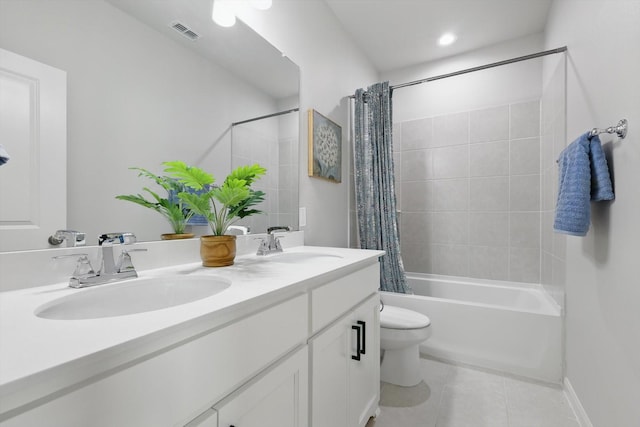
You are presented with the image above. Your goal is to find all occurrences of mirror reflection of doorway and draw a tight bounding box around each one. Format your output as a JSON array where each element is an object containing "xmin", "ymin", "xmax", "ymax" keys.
[{"xmin": 0, "ymin": 48, "xmax": 67, "ymax": 251}]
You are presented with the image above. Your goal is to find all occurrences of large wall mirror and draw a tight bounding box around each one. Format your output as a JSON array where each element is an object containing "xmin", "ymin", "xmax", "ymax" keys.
[{"xmin": 0, "ymin": 0, "xmax": 299, "ymax": 252}]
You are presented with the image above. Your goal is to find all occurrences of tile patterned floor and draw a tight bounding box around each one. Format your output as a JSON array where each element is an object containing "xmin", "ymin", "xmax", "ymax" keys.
[{"xmin": 367, "ymin": 357, "xmax": 580, "ymax": 427}]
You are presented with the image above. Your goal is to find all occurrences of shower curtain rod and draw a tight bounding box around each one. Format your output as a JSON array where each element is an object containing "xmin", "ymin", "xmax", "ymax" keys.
[
  {"xmin": 349, "ymin": 46, "xmax": 567, "ymax": 98},
  {"xmin": 231, "ymin": 107, "xmax": 299, "ymax": 126}
]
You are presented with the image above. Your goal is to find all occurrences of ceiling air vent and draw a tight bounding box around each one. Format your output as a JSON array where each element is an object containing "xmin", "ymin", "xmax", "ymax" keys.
[{"xmin": 170, "ymin": 21, "xmax": 200, "ymax": 41}]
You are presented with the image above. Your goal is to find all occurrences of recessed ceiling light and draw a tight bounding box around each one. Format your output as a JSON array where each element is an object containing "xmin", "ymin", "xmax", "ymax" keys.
[
  {"xmin": 212, "ymin": 0, "xmax": 236, "ymax": 27},
  {"xmin": 250, "ymin": 0, "xmax": 272, "ymax": 10},
  {"xmin": 438, "ymin": 33, "xmax": 457, "ymax": 46}
]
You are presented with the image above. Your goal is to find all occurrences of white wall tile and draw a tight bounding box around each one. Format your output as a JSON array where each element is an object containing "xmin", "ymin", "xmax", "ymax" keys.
[
  {"xmin": 432, "ymin": 244, "xmax": 469, "ymax": 277},
  {"xmin": 510, "ymin": 212, "xmax": 541, "ymax": 248},
  {"xmin": 510, "ymin": 175, "xmax": 541, "ymax": 211},
  {"xmin": 398, "ymin": 98, "xmax": 544, "ymax": 281},
  {"xmin": 401, "ymin": 117, "xmax": 432, "ymax": 150},
  {"xmin": 433, "ymin": 145, "xmax": 469, "ymax": 179},
  {"xmin": 401, "ymin": 149, "xmax": 433, "ymax": 181},
  {"xmin": 510, "ymin": 100, "xmax": 540, "ymax": 139},
  {"xmin": 469, "ymin": 246, "xmax": 509, "ymax": 280},
  {"xmin": 400, "ymin": 212, "xmax": 432, "ymax": 246},
  {"xmin": 392, "ymin": 122, "xmax": 402, "ymax": 152},
  {"xmin": 469, "ymin": 212, "xmax": 509, "ymax": 246},
  {"xmin": 433, "ymin": 179, "xmax": 469, "ymax": 211},
  {"xmin": 509, "ymin": 247, "xmax": 541, "ymax": 283},
  {"xmin": 402, "ymin": 181, "xmax": 433, "ymax": 212},
  {"xmin": 470, "ymin": 105, "xmax": 509, "ymax": 143},
  {"xmin": 511, "ymin": 137, "xmax": 541, "ymax": 175},
  {"xmin": 470, "ymin": 140, "xmax": 509, "ymax": 177},
  {"xmin": 433, "ymin": 212, "xmax": 469, "ymax": 244},
  {"xmin": 469, "ymin": 177, "xmax": 509, "ymax": 211},
  {"xmin": 400, "ymin": 241, "xmax": 432, "ymax": 274},
  {"xmin": 433, "ymin": 111, "xmax": 469, "ymax": 147}
]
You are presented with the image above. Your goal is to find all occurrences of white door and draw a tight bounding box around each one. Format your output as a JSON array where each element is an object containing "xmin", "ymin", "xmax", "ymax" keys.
[{"xmin": 0, "ymin": 48, "xmax": 66, "ymax": 251}]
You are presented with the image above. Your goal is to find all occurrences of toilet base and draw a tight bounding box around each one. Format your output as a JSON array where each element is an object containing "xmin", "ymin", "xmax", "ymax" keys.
[{"xmin": 380, "ymin": 344, "xmax": 422, "ymax": 387}]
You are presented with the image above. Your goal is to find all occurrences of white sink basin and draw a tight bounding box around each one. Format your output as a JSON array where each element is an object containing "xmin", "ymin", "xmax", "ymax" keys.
[
  {"xmin": 35, "ymin": 276, "xmax": 231, "ymax": 320},
  {"xmin": 263, "ymin": 252, "xmax": 343, "ymax": 263}
]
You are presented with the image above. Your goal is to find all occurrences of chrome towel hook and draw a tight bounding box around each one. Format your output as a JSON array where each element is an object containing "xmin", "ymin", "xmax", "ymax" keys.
[{"xmin": 590, "ymin": 119, "xmax": 628, "ymax": 139}]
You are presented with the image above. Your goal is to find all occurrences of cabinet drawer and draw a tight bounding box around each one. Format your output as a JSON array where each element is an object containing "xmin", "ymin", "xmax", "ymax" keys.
[
  {"xmin": 3, "ymin": 294, "xmax": 307, "ymax": 427},
  {"xmin": 311, "ymin": 264, "xmax": 378, "ymax": 334}
]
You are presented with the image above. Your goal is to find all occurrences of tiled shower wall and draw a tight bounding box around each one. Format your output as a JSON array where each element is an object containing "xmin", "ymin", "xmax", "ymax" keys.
[
  {"xmin": 232, "ymin": 111, "xmax": 298, "ymax": 233},
  {"xmin": 232, "ymin": 122, "xmax": 279, "ymax": 234},
  {"xmin": 541, "ymin": 57, "xmax": 567, "ymax": 306},
  {"xmin": 395, "ymin": 100, "xmax": 542, "ymax": 283}
]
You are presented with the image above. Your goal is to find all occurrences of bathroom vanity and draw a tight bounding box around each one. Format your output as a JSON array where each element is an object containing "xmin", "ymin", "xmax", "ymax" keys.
[{"xmin": 0, "ymin": 242, "xmax": 383, "ymax": 427}]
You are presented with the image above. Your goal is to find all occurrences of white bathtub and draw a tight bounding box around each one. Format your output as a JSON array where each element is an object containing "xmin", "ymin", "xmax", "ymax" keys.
[{"xmin": 381, "ymin": 273, "xmax": 563, "ymax": 383}]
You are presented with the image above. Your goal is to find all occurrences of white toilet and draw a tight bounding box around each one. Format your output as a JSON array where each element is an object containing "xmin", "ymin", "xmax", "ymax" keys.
[{"xmin": 380, "ymin": 304, "xmax": 431, "ymax": 387}]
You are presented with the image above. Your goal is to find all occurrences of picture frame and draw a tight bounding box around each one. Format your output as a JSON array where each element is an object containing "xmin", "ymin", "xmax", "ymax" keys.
[{"xmin": 308, "ymin": 109, "xmax": 342, "ymax": 183}]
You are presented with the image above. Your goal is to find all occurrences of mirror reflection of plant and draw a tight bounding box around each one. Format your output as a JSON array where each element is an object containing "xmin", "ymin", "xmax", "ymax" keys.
[
  {"xmin": 163, "ymin": 161, "xmax": 266, "ymax": 236},
  {"xmin": 116, "ymin": 167, "xmax": 195, "ymax": 235}
]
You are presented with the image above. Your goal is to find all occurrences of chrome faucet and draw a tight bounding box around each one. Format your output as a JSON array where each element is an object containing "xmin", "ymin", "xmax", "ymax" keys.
[
  {"xmin": 256, "ymin": 226, "xmax": 291, "ymax": 256},
  {"xmin": 55, "ymin": 232, "xmax": 146, "ymax": 288},
  {"xmin": 48, "ymin": 230, "xmax": 86, "ymax": 247}
]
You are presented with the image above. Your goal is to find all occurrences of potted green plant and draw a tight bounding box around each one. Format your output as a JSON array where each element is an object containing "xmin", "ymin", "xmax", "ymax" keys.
[
  {"xmin": 116, "ymin": 167, "xmax": 195, "ymax": 240},
  {"xmin": 163, "ymin": 161, "xmax": 266, "ymax": 267}
]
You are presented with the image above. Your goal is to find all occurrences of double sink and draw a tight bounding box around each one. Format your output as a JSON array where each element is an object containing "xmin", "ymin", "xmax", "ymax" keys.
[{"xmin": 34, "ymin": 251, "xmax": 342, "ymax": 320}]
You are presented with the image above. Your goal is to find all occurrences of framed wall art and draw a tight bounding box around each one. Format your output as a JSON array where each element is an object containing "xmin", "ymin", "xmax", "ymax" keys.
[{"xmin": 308, "ymin": 109, "xmax": 341, "ymax": 183}]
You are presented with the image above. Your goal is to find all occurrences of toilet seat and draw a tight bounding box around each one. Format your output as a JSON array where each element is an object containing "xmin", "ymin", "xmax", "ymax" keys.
[{"xmin": 380, "ymin": 305, "xmax": 430, "ymax": 330}]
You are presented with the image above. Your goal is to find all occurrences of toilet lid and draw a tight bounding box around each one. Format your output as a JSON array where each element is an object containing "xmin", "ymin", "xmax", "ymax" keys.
[{"xmin": 380, "ymin": 305, "xmax": 431, "ymax": 330}]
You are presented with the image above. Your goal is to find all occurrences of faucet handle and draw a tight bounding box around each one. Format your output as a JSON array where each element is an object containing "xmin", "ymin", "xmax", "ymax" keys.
[
  {"xmin": 116, "ymin": 248, "xmax": 147, "ymax": 273},
  {"xmin": 99, "ymin": 232, "xmax": 136, "ymax": 246},
  {"xmin": 53, "ymin": 254, "xmax": 95, "ymax": 280},
  {"xmin": 228, "ymin": 225, "xmax": 250, "ymax": 235},
  {"xmin": 267, "ymin": 226, "xmax": 291, "ymax": 235},
  {"xmin": 255, "ymin": 237, "xmax": 270, "ymax": 255},
  {"xmin": 273, "ymin": 236, "xmax": 284, "ymax": 251},
  {"xmin": 48, "ymin": 230, "xmax": 86, "ymax": 247}
]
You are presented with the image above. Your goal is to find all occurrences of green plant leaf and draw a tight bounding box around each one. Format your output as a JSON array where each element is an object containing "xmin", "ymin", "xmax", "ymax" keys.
[
  {"xmin": 163, "ymin": 161, "xmax": 214, "ymax": 190},
  {"xmin": 212, "ymin": 178, "xmax": 250, "ymax": 207},
  {"xmin": 115, "ymin": 194, "xmax": 159, "ymax": 211},
  {"xmin": 177, "ymin": 191, "xmax": 214, "ymax": 221},
  {"xmin": 228, "ymin": 189, "xmax": 265, "ymax": 219},
  {"xmin": 226, "ymin": 164, "xmax": 266, "ymax": 186},
  {"xmin": 116, "ymin": 165, "xmax": 196, "ymax": 234}
]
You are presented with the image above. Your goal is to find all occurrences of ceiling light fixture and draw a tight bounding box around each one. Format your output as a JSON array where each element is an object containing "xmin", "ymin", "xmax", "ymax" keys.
[
  {"xmin": 212, "ymin": 0, "xmax": 236, "ymax": 27},
  {"xmin": 438, "ymin": 33, "xmax": 457, "ymax": 46},
  {"xmin": 212, "ymin": 0, "xmax": 272, "ymax": 27},
  {"xmin": 250, "ymin": 0, "xmax": 272, "ymax": 10}
]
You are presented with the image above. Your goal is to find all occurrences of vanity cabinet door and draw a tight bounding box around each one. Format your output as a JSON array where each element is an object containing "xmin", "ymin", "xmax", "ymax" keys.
[
  {"xmin": 349, "ymin": 295, "xmax": 380, "ymax": 427},
  {"xmin": 215, "ymin": 346, "xmax": 308, "ymax": 427},
  {"xmin": 309, "ymin": 315, "xmax": 352, "ymax": 427},
  {"xmin": 310, "ymin": 295, "xmax": 380, "ymax": 427}
]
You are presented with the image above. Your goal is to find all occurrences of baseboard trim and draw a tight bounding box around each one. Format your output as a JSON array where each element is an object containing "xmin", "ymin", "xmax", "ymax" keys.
[{"xmin": 564, "ymin": 377, "xmax": 594, "ymax": 427}]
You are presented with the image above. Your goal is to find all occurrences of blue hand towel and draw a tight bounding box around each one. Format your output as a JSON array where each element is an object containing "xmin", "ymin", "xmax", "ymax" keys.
[
  {"xmin": 0, "ymin": 144, "xmax": 9, "ymax": 166},
  {"xmin": 553, "ymin": 133, "xmax": 614, "ymax": 236}
]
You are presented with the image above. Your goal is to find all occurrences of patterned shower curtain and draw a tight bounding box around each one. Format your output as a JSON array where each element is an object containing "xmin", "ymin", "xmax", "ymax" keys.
[{"xmin": 353, "ymin": 82, "xmax": 410, "ymax": 294}]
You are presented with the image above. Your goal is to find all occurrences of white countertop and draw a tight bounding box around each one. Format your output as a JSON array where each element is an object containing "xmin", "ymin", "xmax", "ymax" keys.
[{"xmin": 0, "ymin": 245, "xmax": 383, "ymax": 417}]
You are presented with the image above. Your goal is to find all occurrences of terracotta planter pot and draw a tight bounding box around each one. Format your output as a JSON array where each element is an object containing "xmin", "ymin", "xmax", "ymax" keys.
[
  {"xmin": 160, "ymin": 233, "xmax": 195, "ymax": 240},
  {"xmin": 200, "ymin": 235, "xmax": 237, "ymax": 267}
]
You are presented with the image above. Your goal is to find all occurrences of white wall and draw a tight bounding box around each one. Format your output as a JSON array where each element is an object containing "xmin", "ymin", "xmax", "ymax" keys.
[
  {"xmin": 0, "ymin": 0, "xmax": 278, "ymax": 245},
  {"xmin": 383, "ymin": 34, "xmax": 545, "ymax": 121},
  {"xmin": 237, "ymin": 0, "xmax": 379, "ymax": 247},
  {"xmin": 544, "ymin": 1, "xmax": 640, "ymax": 426}
]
